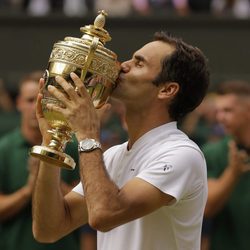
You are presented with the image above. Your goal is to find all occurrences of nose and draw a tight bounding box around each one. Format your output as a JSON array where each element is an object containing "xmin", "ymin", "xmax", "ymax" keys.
[
  {"xmin": 216, "ymin": 110, "xmax": 224, "ymax": 124},
  {"xmin": 120, "ymin": 60, "xmax": 130, "ymax": 73}
]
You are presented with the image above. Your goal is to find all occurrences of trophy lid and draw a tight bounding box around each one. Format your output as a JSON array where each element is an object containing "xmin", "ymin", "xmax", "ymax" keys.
[
  {"xmin": 48, "ymin": 10, "xmax": 119, "ymax": 84},
  {"xmin": 80, "ymin": 10, "xmax": 111, "ymax": 45}
]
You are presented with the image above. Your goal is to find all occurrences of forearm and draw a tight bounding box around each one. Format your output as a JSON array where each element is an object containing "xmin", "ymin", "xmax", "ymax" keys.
[
  {"xmin": 0, "ymin": 188, "xmax": 31, "ymax": 222},
  {"xmin": 80, "ymin": 150, "xmax": 126, "ymax": 231},
  {"xmin": 205, "ymin": 167, "xmax": 240, "ymax": 218},
  {"xmin": 32, "ymin": 162, "xmax": 70, "ymax": 242}
]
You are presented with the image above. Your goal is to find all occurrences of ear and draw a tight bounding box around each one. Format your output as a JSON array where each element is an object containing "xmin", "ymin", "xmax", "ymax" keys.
[{"xmin": 158, "ymin": 82, "xmax": 179, "ymax": 100}]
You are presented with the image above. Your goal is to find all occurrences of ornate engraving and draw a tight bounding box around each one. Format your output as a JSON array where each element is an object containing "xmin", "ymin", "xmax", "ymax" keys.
[
  {"xmin": 49, "ymin": 44, "xmax": 118, "ymax": 82},
  {"xmin": 50, "ymin": 46, "xmax": 86, "ymax": 66}
]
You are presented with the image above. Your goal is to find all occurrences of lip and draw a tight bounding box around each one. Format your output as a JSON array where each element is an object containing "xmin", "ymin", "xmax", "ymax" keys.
[{"xmin": 115, "ymin": 74, "xmax": 124, "ymax": 85}]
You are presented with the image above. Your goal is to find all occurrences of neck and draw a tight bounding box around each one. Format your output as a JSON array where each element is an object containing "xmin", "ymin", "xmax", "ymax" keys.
[
  {"xmin": 125, "ymin": 106, "xmax": 172, "ymax": 150},
  {"xmin": 21, "ymin": 124, "xmax": 42, "ymax": 146}
]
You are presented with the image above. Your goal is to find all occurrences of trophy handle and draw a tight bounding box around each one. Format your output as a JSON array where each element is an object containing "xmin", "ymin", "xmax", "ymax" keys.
[{"xmin": 80, "ymin": 36, "xmax": 99, "ymax": 82}]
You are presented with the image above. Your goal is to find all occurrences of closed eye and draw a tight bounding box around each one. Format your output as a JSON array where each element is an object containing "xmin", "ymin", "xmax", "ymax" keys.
[
  {"xmin": 135, "ymin": 60, "xmax": 143, "ymax": 67},
  {"xmin": 134, "ymin": 55, "xmax": 146, "ymax": 67}
]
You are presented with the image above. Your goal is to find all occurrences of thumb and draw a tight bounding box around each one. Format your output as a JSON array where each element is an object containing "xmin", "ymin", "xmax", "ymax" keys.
[{"xmin": 36, "ymin": 93, "xmax": 44, "ymax": 119}]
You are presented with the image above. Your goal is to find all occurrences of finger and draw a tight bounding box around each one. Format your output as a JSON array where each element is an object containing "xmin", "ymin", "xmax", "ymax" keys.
[
  {"xmin": 46, "ymin": 102, "xmax": 66, "ymax": 115},
  {"xmin": 39, "ymin": 78, "xmax": 45, "ymax": 93},
  {"xmin": 239, "ymin": 150, "xmax": 250, "ymax": 164},
  {"xmin": 47, "ymin": 84, "xmax": 70, "ymax": 105},
  {"xmin": 36, "ymin": 93, "xmax": 44, "ymax": 119},
  {"xmin": 55, "ymin": 75, "xmax": 78, "ymax": 101},
  {"xmin": 70, "ymin": 72, "xmax": 89, "ymax": 98}
]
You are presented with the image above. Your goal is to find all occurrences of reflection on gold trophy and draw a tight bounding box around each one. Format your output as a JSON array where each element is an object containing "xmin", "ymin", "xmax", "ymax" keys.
[{"xmin": 30, "ymin": 10, "xmax": 120, "ymax": 170}]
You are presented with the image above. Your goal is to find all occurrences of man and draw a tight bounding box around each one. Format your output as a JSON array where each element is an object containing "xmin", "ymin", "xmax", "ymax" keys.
[
  {"xmin": 32, "ymin": 31, "xmax": 210, "ymax": 250},
  {"xmin": 0, "ymin": 71, "xmax": 81, "ymax": 250},
  {"xmin": 203, "ymin": 80, "xmax": 250, "ymax": 250}
]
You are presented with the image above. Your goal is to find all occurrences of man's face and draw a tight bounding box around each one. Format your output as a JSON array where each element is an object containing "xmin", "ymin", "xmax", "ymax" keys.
[
  {"xmin": 17, "ymin": 80, "xmax": 39, "ymax": 129},
  {"xmin": 113, "ymin": 40, "xmax": 175, "ymax": 108},
  {"xmin": 215, "ymin": 94, "xmax": 250, "ymax": 136}
]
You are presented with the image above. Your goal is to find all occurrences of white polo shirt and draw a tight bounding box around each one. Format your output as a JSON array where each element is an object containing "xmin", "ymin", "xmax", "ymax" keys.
[{"xmin": 73, "ymin": 122, "xmax": 207, "ymax": 250}]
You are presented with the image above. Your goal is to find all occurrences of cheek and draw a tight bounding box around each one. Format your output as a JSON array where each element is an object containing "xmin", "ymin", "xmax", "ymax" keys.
[
  {"xmin": 216, "ymin": 111, "xmax": 226, "ymax": 123},
  {"xmin": 23, "ymin": 103, "xmax": 36, "ymax": 113}
]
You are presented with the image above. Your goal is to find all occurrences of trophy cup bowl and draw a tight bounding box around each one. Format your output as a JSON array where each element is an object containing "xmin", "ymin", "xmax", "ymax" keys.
[{"xmin": 30, "ymin": 10, "xmax": 120, "ymax": 170}]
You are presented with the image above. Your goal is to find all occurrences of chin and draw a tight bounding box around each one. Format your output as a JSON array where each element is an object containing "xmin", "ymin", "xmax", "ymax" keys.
[{"xmin": 111, "ymin": 85, "xmax": 122, "ymax": 98}]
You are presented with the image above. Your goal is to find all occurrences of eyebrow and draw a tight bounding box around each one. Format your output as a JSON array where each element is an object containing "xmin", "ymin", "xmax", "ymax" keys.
[{"xmin": 134, "ymin": 54, "xmax": 147, "ymax": 64}]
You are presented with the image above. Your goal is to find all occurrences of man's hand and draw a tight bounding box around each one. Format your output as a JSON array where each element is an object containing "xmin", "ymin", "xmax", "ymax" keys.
[
  {"xmin": 46, "ymin": 72, "xmax": 108, "ymax": 141},
  {"xmin": 228, "ymin": 140, "xmax": 250, "ymax": 178},
  {"xmin": 205, "ymin": 140, "xmax": 250, "ymax": 218}
]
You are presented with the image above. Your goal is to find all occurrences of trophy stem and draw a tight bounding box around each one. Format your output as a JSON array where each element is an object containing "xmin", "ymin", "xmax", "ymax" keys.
[
  {"xmin": 47, "ymin": 128, "xmax": 71, "ymax": 152},
  {"xmin": 30, "ymin": 127, "xmax": 76, "ymax": 170}
]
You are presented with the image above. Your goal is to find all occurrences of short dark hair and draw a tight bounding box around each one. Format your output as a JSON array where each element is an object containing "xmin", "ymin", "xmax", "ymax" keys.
[
  {"xmin": 19, "ymin": 70, "xmax": 43, "ymax": 92},
  {"xmin": 152, "ymin": 31, "xmax": 210, "ymax": 121},
  {"xmin": 217, "ymin": 80, "xmax": 250, "ymax": 97}
]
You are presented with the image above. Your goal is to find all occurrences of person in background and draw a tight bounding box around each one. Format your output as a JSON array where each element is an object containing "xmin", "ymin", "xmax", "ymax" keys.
[
  {"xmin": 180, "ymin": 92, "xmax": 224, "ymax": 147},
  {"xmin": 0, "ymin": 78, "xmax": 20, "ymax": 138},
  {"xmin": 211, "ymin": 0, "xmax": 250, "ymax": 19},
  {"xmin": 32, "ymin": 30, "xmax": 209, "ymax": 250},
  {"xmin": 0, "ymin": 71, "xmax": 81, "ymax": 250},
  {"xmin": 203, "ymin": 80, "xmax": 250, "ymax": 250}
]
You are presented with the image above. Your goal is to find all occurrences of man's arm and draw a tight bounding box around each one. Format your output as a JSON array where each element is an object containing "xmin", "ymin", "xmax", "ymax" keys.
[
  {"xmin": 204, "ymin": 141, "xmax": 250, "ymax": 218},
  {"xmin": 0, "ymin": 189, "xmax": 31, "ymax": 222},
  {"xmin": 79, "ymin": 149, "xmax": 174, "ymax": 232},
  {"xmin": 32, "ymin": 162, "xmax": 88, "ymax": 243},
  {"xmin": 44, "ymin": 73, "xmax": 174, "ymax": 232},
  {"xmin": 32, "ymin": 78, "xmax": 88, "ymax": 243},
  {"xmin": 0, "ymin": 156, "xmax": 39, "ymax": 222}
]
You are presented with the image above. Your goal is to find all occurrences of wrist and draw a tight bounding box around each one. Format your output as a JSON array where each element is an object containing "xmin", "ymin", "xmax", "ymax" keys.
[
  {"xmin": 75, "ymin": 132, "xmax": 100, "ymax": 142},
  {"xmin": 227, "ymin": 165, "xmax": 242, "ymax": 181},
  {"xmin": 78, "ymin": 138, "xmax": 102, "ymax": 153}
]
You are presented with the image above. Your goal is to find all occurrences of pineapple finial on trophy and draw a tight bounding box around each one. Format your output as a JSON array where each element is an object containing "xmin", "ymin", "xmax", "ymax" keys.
[
  {"xmin": 80, "ymin": 10, "xmax": 111, "ymax": 44},
  {"xmin": 94, "ymin": 10, "xmax": 107, "ymax": 28}
]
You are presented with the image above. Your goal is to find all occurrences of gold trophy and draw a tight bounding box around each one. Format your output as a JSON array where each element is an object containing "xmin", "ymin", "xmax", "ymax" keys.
[{"xmin": 30, "ymin": 10, "xmax": 120, "ymax": 170}]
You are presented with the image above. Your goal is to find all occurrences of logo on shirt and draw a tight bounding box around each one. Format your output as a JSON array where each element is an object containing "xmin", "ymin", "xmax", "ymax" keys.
[{"xmin": 163, "ymin": 163, "xmax": 173, "ymax": 172}]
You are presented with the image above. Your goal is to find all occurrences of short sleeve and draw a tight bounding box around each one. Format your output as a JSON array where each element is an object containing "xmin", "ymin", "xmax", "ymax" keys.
[{"xmin": 137, "ymin": 146, "xmax": 206, "ymax": 203}]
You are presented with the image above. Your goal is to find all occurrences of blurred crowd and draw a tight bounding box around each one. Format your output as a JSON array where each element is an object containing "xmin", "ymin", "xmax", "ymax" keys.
[{"xmin": 0, "ymin": 0, "xmax": 249, "ymax": 18}]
